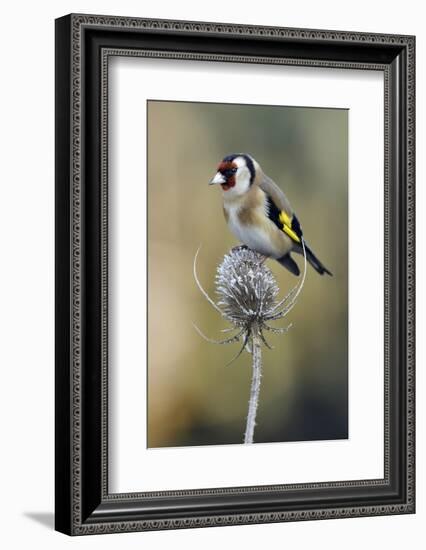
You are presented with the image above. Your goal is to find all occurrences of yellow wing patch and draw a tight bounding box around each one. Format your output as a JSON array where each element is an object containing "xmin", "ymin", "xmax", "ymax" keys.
[{"xmin": 279, "ymin": 211, "xmax": 301, "ymax": 243}]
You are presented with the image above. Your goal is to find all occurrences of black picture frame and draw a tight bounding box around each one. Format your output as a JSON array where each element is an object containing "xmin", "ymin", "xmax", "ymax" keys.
[{"xmin": 55, "ymin": 13, "xmax": 415, "ymax": 535}]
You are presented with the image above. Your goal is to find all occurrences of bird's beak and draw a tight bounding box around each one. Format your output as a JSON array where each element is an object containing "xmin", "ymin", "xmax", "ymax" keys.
[{"xmin": 209, "ymin": 172, "xmax": 226, "ymax": 185}]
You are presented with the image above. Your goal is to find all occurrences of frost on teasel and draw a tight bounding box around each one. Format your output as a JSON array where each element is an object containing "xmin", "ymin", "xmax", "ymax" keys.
[{"xmin": 193, "ymin": 242, "xmax": 307, "ymax": 444}]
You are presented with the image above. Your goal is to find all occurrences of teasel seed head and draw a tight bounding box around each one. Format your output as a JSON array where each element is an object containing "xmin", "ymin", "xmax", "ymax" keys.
[{"xmin": 215, "ymin": 247, "xmax": 279, "ymax": 330}]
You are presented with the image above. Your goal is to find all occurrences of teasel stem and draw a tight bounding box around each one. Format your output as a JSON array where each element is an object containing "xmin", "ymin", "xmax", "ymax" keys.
[{"xmin": 244, "ymin": 333, "xmax": 262, "ymax": 444}]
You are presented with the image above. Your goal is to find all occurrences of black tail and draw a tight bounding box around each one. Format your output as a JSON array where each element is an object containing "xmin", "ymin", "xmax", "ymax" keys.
[
  {"xmin": 303, "ymin": 243, "xmax": 333, "ymax": 276},
  {"xmin": 277, "ymin": 253, "xmax": 300, "ymax": 276}
]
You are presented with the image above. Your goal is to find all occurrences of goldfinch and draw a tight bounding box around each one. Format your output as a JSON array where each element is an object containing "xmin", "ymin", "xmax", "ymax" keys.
[{"xmin": 209, "ymin": 153, "xmax": 332, "ymax": 276}]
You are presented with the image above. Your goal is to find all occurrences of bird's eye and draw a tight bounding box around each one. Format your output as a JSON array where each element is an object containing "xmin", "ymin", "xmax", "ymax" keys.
[{"xmin": 223, "ymin": 167, "xmax": 237, "ymax": 178}]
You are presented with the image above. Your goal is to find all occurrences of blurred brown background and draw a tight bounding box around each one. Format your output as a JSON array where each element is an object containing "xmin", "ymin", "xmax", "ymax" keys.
[{"xmin": 147, "ymin": 100, "xmax": 348, "ymax": 448}]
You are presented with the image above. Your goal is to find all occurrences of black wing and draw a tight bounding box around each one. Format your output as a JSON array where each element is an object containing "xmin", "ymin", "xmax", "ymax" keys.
[{"xmin": 265, "ymin": 194, "xmax": 303, "ymax": 244}]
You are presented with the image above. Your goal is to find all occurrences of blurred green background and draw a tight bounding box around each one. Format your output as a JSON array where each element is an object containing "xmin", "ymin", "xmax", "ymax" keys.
[{"xmin": 147, "ymin": 100, "xmax": 348, "ymax": 448}]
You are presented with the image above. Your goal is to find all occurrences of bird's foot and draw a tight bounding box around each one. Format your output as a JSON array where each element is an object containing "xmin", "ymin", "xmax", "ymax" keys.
[
  {"xmin": 231, "ymin": 245, "xmax": 268, "ymax": 264},
  {"xmin": 231, "ymin": 244, "xmax": 249, "ymax": 253}
]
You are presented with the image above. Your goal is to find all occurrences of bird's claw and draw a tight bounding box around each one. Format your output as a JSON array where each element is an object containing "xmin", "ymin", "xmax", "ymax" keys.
[
  {"xmin": 231, "ymin": 245, "xmax": 249, "ymax": 253},
  {"xmin": 231, "ymin": 245, "xmax": 268, "ymax": 265}
]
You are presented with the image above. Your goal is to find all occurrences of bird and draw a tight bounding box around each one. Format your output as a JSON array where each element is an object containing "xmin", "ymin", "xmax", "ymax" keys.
[{"xmin": 209, "ymin": 153, "xmax": 332, "ymax": 277}]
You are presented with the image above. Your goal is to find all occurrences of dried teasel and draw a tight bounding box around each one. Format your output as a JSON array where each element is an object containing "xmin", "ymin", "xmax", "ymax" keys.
[{"xmin": 193, "ymin": 242, "xmax": 307, "ymax": 444}]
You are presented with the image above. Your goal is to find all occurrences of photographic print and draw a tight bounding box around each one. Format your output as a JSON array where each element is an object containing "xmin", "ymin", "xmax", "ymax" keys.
[{"xmin": 147, "ymin": 100, "xmax": 348, "ymax": 448}]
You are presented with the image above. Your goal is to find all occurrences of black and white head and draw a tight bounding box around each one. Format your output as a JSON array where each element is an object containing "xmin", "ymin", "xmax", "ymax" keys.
[{"xmin": 209, "ymin": 154, "xmax": 258, "ymax": 198}]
